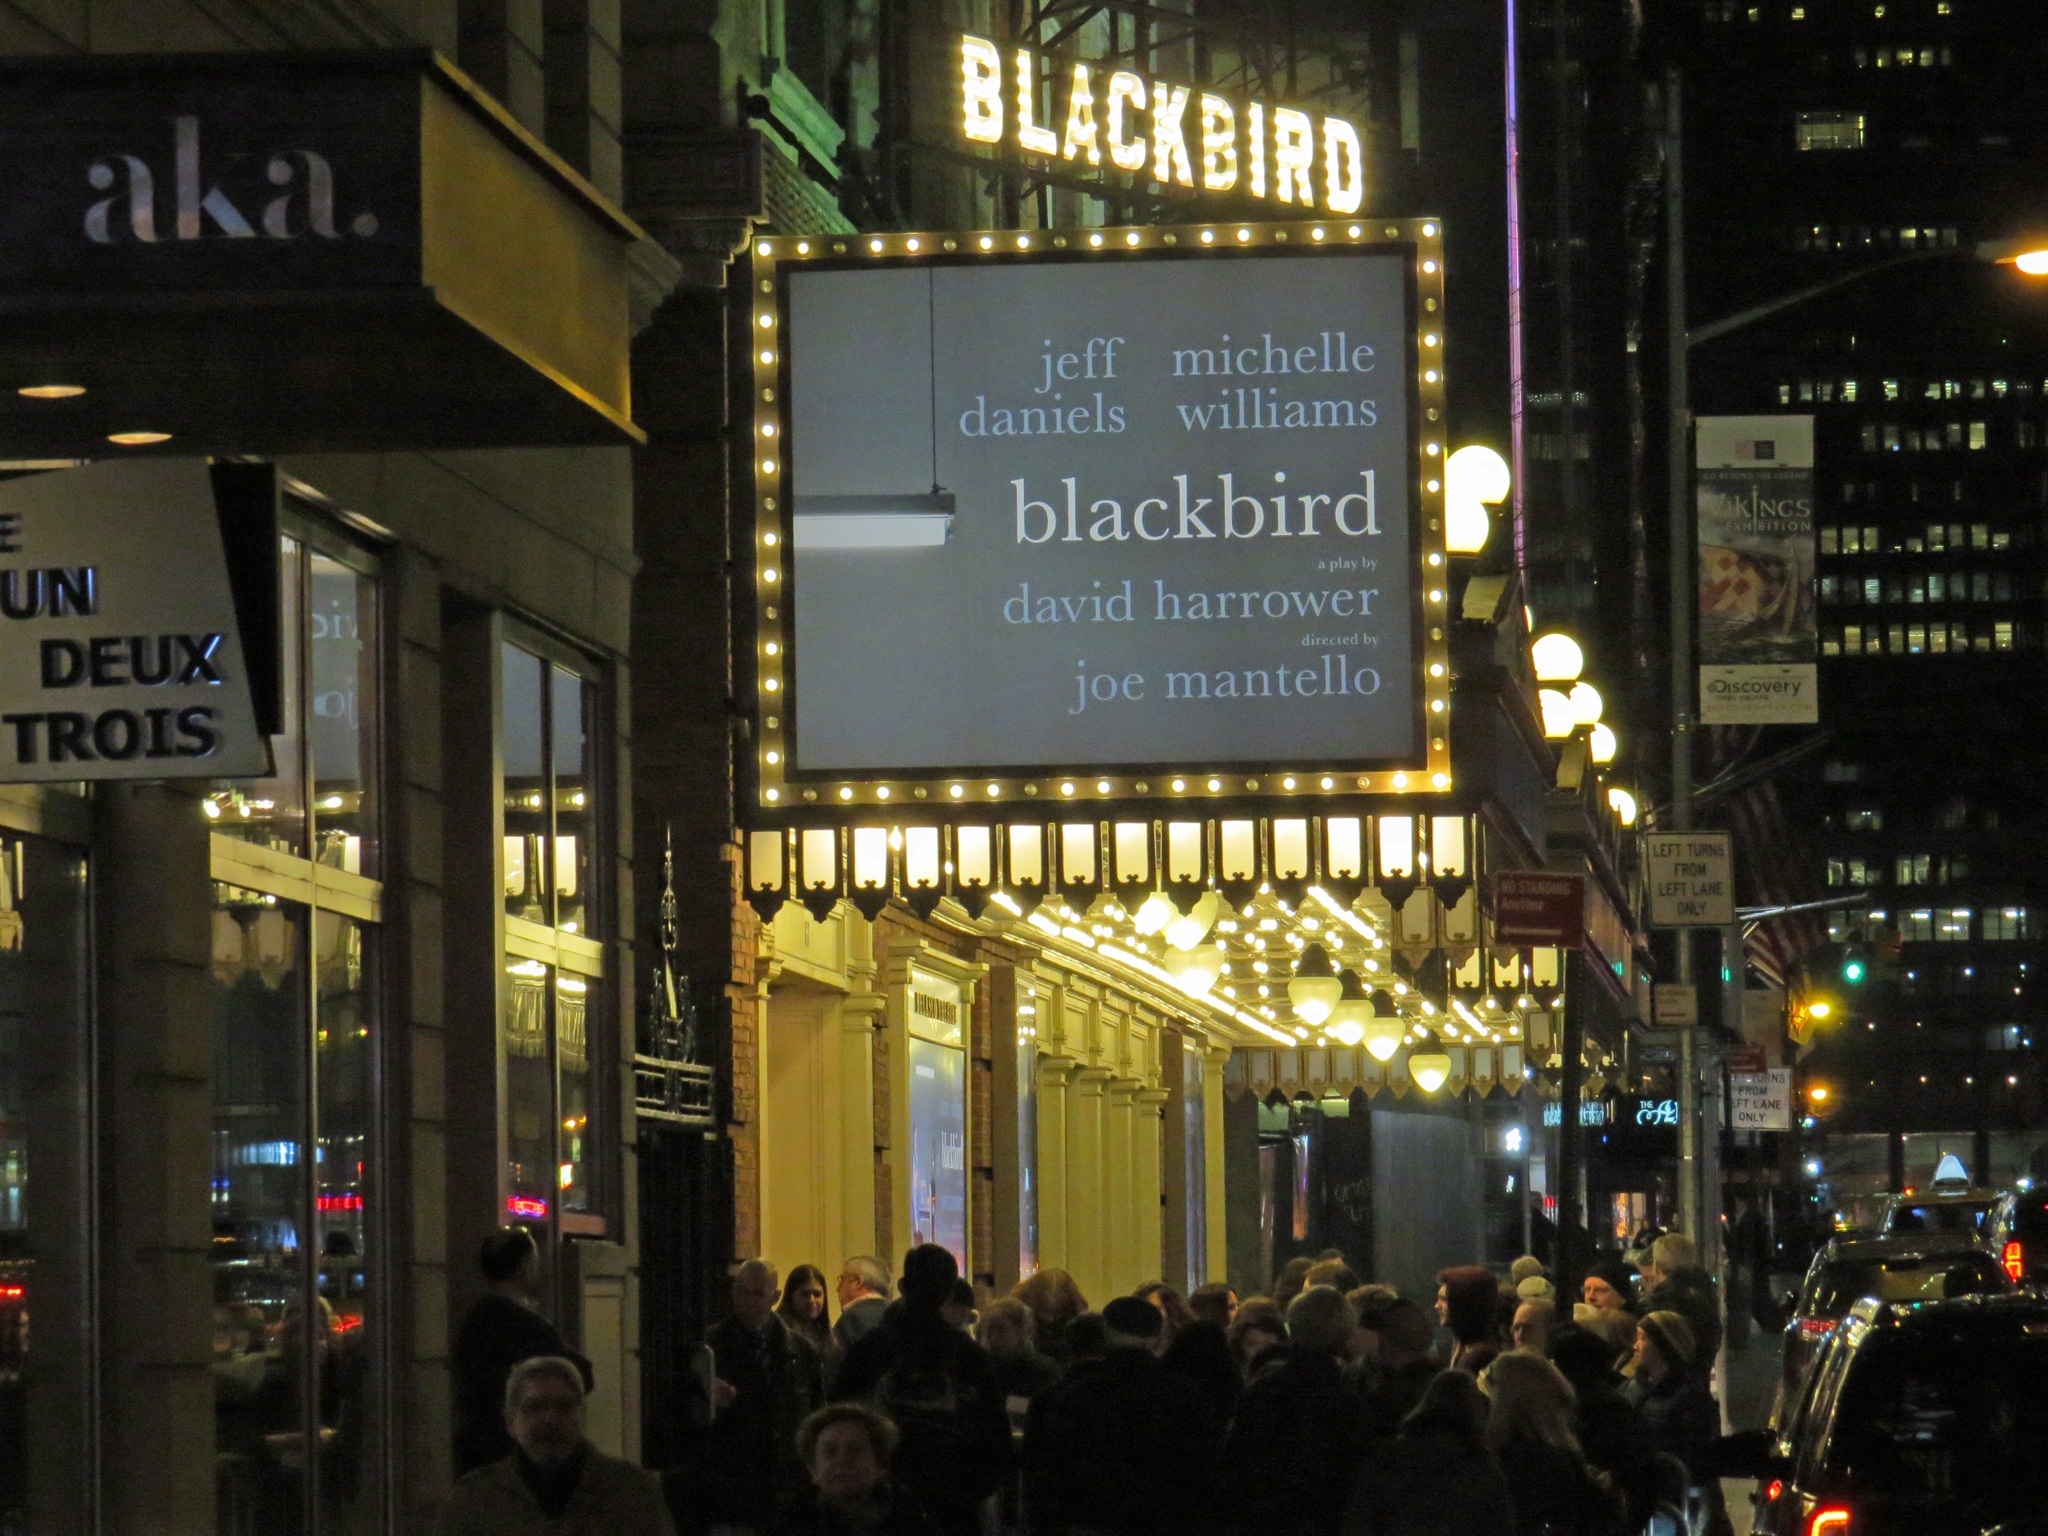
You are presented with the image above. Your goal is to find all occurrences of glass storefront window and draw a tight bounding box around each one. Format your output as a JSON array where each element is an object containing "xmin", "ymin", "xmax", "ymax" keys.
[
  {"xmin": 501, "ymin": 645, "xmax": 597, "ymax": 934},
  {"xmin": 501, "ymin": 961, "xmax": 601, "ymax": 1231},
  {"xmin": 1183, "ymin": 1041, "xmax": 1207, "ymax": 1286},
  {"xmin": 211, "ymin": 526, "xmax": 380, "ymax": 878},
  {"xmin": 499, "ymin": 632, "xmax": 607, "ymax": 1236},
  {"xmin": 211, "ymin": 888, "xmax": 381, "ymax": 1534},
  {"xmin": 907, "ymin": 971, "xmax": 967, "ymax": 1271},
  {"xmin": 0, "ymin": 836, "xmax": 90, "ymax": 1535},
  {"xmin": 310, "ymin": 552, "xmax": 378, "ymax": 877}
]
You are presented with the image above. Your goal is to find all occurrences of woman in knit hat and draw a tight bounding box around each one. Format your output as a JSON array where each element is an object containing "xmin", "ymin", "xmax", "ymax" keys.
[{"xmin": 1623, "ymin": 1311, "xmax": 1719, "ymax": 1481}]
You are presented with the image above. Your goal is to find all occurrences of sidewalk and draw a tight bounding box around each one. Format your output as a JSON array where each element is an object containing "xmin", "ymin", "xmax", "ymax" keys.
[{"xmin": 1718, "ymin": 1315, "xmax": 1784, "ymax": 1535}]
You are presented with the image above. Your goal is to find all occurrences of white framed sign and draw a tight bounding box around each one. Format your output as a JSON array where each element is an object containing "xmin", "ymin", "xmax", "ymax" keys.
[{"xmin": 0, "ymin": 459, "xmax": 272, "ymax": 781}]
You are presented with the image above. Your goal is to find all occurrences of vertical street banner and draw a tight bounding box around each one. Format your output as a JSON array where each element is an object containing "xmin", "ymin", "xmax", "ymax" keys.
[{"xmin": 1696, "ymin": 415, "xmax": 1818, "ymax": 724}]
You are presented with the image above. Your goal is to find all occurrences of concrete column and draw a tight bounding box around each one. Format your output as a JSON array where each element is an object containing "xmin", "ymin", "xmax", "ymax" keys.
[
  {"xmin": 1134, "ymin": 1087, "xmax": 1171, "ymax": 1287},
  {"xmin": 1065, "ymin": 1067, "xmax": 1113, "ymax": 1304},
  {"xmin": 1034, "ymin": 1055, "xmax": 1075, "ymax": 1274},
  {"xmin": 1106, "ymin": 1079, "xmax": 1140, "ymax": 1293},
  {"xmin": 97, "ymin": 783, "xmax": 215, "ymax": 1535}
]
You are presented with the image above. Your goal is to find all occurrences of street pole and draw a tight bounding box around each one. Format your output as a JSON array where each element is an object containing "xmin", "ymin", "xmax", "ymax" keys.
[{"xmin": 1665, "ymin": 64, "xmax": 1700, "ymax": 1246}]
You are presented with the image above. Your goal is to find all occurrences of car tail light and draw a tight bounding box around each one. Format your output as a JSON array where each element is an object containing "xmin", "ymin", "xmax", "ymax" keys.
[
  {"xmin": 1797, "ymin": 1317, "xmax": 1835, "ymax": 1343},
  {"xmin": 1807, "ymin": 1507, "xmax": 1852, "ymax": 1536},
  {"xmin": 2004, "ymin": 1240, "xmax": 2024, "ymax": 1283},
  {"xmin": 1763, "ymin": 1480, "xmax": 1784, "ymax": 1504}
]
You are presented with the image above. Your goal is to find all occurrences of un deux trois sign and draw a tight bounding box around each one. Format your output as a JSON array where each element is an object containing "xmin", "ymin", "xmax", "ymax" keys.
[{"xmin": 0, "ymin": 51, "xmax": 640, "ymax": 454}]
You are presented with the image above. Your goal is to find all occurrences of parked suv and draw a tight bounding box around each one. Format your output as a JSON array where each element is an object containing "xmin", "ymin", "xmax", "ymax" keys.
[
  {"xmin": 1772, "ymin": 1237, "xmax": 2010, "ymax": 1425},
  {"xmin": 1984, "ymin": 1187, "xmax": 2048, "ymax": 1285},
  {"xmin": 1738, "ymin": 1293, "xmax": 2048, "ymax": 1535}
]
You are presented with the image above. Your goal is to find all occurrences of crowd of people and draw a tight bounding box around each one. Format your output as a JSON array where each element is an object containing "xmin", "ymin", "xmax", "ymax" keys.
[{"xmin": 434, "ymin": 1227, "xmax": 1737, "ymax": 1536}]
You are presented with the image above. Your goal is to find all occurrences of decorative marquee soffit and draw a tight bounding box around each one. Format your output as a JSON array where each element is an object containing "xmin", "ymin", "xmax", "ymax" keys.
[{"xmin": 747, "ymin": 812, "xmax": 1574, "ymax": 1054}]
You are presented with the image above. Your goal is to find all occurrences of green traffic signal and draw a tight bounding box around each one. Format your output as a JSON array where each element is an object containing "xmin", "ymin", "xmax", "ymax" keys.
[{"xmin": 1842, "ymin": 951, "xmax": 1867, "ymax": 985}]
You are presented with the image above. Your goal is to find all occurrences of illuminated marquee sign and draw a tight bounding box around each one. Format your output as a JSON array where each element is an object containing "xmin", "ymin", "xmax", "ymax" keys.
[
  {"xmin": 958, "ymin": 35, "xmax": 1365, "ymax": 214},
  {"xmin": 743, "ymin": 217, "xmax": 1451, "ymax": 814}
]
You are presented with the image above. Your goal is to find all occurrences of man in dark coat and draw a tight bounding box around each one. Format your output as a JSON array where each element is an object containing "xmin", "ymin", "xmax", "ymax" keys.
[
  {"xmin": 451, "ymin": 1227, "xmax": 595, "ymax": 1475},
  {"xmin": 1221, "ymin": 1286, "xmax": 1370, "ymax": 1536},
  {"xmin": 833, "ymin": 1245, "xmax": 1011, "ymax": 1536},
  {"xmin": 1636, "ymin": 1233, "xmax": 1723, "ymax": 1370},
  {"xmin": 693, "ymin": 1259, "xmax": 826, "ymax": 1534},
  {"xmin": 1022, "ymin": 1296, "xmax": 1218, "ymax": 1535},
  {"xmin": 1549, "ymin": 1323, "xmax": 1657, "ymax": 1531},
  {"xmin": 1354, "ymin": 1299, "xmax": 1440, "ymax": 1443},
  {"xmin": 833, "ymin": 1256, "xmax": 892, "ymax": 1354}
]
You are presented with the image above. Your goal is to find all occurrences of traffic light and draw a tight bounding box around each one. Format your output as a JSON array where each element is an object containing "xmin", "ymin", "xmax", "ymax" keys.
[{"xmin": 1841, "ymin": 949, "xmax": 1868, "ymax": 986}]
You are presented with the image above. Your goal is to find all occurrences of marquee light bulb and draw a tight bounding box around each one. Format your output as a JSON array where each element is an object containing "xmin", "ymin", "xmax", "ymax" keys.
[
  {"xmin": 1589, "ymin": 722, "xmax": 1618, "ymax": 763},
  {"xmin": 1569, "ymin": 681, "xmax": 1603, "ymax": 726},
  {"xmin": 1608, "ymin": 787, "xmax": 1639, "ymax": 826}
]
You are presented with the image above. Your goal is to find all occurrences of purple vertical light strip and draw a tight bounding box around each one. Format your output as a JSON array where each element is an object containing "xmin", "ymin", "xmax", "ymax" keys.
[{"xmin": 1504, "ymin": 0, "xmax": 1528, "ymax": 570}]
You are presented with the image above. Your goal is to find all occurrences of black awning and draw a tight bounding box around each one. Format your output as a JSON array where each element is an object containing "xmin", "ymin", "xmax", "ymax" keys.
[{"xmin": 0, "ymin": 49, "xmax": 644, "ymax": 457}]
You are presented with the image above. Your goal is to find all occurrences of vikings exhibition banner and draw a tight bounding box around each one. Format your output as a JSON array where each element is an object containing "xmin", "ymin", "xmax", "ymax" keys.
[{"xmin": 1697, "ymin": 415, "xmax": 1818, "ymax": 725}]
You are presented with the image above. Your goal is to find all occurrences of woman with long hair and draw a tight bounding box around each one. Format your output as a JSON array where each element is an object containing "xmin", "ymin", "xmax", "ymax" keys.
[
  {"xmin": 1482, "ymin": 1351, "xmax": 1621, "ymax": 1536},
  {"xmin": 1133, "ymin": 1280, "xmax": 1193, "ymax": 1348},
  {"xmin": 778, "ymin": 1263, "xmax": 837, "ymax": 1362},
  {"xmin": 1011, "ymin": 1268, "xmax": 1088, "ymax": 1365}
]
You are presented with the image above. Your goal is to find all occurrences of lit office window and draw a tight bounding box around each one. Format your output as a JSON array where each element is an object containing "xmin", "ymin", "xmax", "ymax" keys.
[
  {"xmin": 1936, "ymin": 909, "xmax": 1974, "ymax": 943},
  {"xmin": 1796, "ymin": 112, "xmax": 1866, "ymax": 151},
  {"xmin": 1984, "ymin": 908, "xmax": 2030, "ymax": 942}
]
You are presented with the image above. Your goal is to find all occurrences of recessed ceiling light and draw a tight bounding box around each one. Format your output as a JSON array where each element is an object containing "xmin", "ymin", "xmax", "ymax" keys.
[
  {"xmin": 106, "ymin": 431, "xmax": 171, "ymax": 446},
  {"xmin": 19, "ymin": 384, "xmax": 85, "ymax": 399}
]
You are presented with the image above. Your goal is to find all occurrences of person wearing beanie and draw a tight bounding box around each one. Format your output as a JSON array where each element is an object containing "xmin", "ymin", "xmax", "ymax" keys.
[
  {"xmin": 1434, "ymin": 1266, "xmax": 1504, "ymax": 1374},
  {"xmin": 833, "ymin": 1245, "xmax": 1011, "ymax": 1536},
  {"xmin": 1623, "ymin": 1310, "xmax": 1720, "ymax": 1484},
  {"xmin": 1579, "ymin": 1256, "xmax": 1635, "ymax": 1316},
  {"xmin": 1021, "ymin": 1294, "xmax": 1217, "ymax": 1535}
]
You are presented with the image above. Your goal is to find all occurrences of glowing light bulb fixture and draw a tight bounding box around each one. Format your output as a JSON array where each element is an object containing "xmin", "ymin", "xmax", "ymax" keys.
[
  {"xmin": 1538, "ymin": 688, "xmax": 1577, "ymax": 740},
  {"xmin": 1327, "ymin": 968, "xmax": 1371, "ymax": 1047},
  {"xmin": 1408, "ymin": 1031, "xmax": 1452, "ymax": 1093},
  {"xmin": 1589, "ymin": 722, "xmax": 1618, "ymax": 764},
  {"xmin": 1165, "ymin": 891, "xmax": 1223, "ymax": 951},
  {"xmin": 1608, "ymin": 787, "xmax": 1639, "ymax": 826},
  {"xmin": 1168, "ymin": 943, "xmax": 1224, "ymax": 996},
  {"xmin": 1132, "ymin": 890, "xmax": 1176, "ymax": 936},
  {"xmin": 1363, "ymin": 989, "xmax": 1405, "ymax": 1061},
  {"xmin": 1531, "ymin": 633, "xmax": 1584, "ymax": 683},
  {"xmin": 1288, "ymin": 942, "xmax": 1343, "ymax": 1025},
  {"xmin": 1569, "ymin": 681, "xmax": 1604, "ymax": 726}
]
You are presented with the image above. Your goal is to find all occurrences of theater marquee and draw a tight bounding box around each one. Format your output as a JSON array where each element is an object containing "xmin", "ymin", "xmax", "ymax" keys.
[{"xmin": 743, "ymin": 218, "xmax": 1451, "ymax": 815}]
